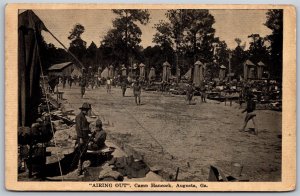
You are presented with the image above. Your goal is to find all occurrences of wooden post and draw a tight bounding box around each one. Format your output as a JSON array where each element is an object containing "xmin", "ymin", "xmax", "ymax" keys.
[
  {"xmin": 228, "ymin": 53, "xmax": 232, "ymax": 82},
  {"xmin": 175, "ymin": 167, "xmax": 180, "ymax": 181}
]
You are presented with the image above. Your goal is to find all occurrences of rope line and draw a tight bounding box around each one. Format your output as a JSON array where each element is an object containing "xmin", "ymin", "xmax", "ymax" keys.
[
  {"xmin": 92, "ymin": 85, "xmax": 167, "ymax": 153},
  {"xmin": 34, "ymin": 31, "xmax": 64, "ymax": 181},
  {"xmin": 46, "ymin": 29, "xmax": 84, "ymax": 69}
]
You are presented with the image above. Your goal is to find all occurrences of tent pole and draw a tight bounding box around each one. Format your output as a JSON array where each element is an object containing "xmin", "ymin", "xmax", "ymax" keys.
[{"xmin": 46, "ymin": 30, "xmax": 84, "ymax": 69}]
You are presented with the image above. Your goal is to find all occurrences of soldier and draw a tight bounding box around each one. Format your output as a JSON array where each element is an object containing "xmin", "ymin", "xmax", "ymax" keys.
[
  {"xmin": 186, "ymin": 83, "xmax": 195, "ymax": 105},
  {"xmin": 121, "ymin": 77, "xmax": 127, "ymax": 97},
  {"xmin": 62, "ymin": 75, "xmax": 67, "ymax": 88},
  {"xmin": 106, "ymin": 77, "xmax": 112, "ymax": 93},
  {"xmin": 75, "ymin": 103, "xmax": 91, "ymax": 175},
  {"xmin": 88, "ymin": 119, "xmax": 107, "ymax": 151},
  {"xmin": 201, "ymin": 85, "xmax": 207, "ymax": 103},
  {"xmin": 133, "ymin": 81, "xmax": 142, "ymax": 105},
  {"xmin": 69, "ymin": 76, "xmax": 73, "ymax": 89},
  {"xmin": 241, "ymin": 93, "xmax": 258, "ymax": 135},
  {"xmin": 73, "ymin": 75, "xmax": 78, "ymax": 85},
  {"xmin": 80, "ymin": 77, "xmax": 86, "ymax": 98}
]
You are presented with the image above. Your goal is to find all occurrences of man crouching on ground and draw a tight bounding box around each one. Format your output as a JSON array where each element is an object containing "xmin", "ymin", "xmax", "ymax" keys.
[{"xmin": 88, "ymin": 119, "xmax": 107, "ymax": 151}]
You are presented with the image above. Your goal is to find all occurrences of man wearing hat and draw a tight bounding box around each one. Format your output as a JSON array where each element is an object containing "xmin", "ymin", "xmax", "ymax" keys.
[
  {"xmin": 88, "ymin": 119, "xmax": 107, "ymax": 151},
  {"xmin": 75, "ymin": 102, "xmax": 91, "ymax": 175}
]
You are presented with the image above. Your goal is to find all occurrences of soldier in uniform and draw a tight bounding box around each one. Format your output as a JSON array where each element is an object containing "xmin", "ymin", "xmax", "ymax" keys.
[
  {"xmin": 186, "ymin": 83, "xmax": 195, "ymax": 105},
  {"xmin": 75, "ymin": 103, "xmax": 91, "ymax": 175},
  {"xmin": 80, "ymin": 77, "xmax": 87, "ymax": 98},
  {"xmin": 88, "ymin": 119, "xmax": 107, "ymax": 151},
  {"xmin": 121, "ymin": 77, "xmax": 127, "ymax": 97},
  {"xmin": 133, "ymin": 81, "xmax": 142, "ymax": 105}
]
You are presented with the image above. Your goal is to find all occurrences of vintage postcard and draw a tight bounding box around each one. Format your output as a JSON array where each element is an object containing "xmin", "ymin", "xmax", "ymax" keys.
[{"xmin": 5, "ymin": 4, "xmax": 296, "ymax": 191}]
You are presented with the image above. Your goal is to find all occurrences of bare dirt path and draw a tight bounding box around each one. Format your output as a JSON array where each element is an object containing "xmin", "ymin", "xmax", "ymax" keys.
[{"xmin": 61, "ymin": 84, "xmax": 281, "ymax": 181}]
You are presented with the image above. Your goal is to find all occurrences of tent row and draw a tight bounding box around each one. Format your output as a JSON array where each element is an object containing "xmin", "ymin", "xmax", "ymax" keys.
[{"xmin": 47, "ymin": 59, "xmax": 268, "ymax": 86}]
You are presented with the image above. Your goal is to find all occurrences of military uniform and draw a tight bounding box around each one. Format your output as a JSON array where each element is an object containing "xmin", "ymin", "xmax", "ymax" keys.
[
  {"xmin": 75, "ymin": 112, "xmax": 90, "ymax": 143},
  {"xmin": 133, "ymin": 82, "xmax": 141, "ymax": 105},
  {"xmin": 121, "ymin": 80, "xmax": 127, "ymax": 97},
  {"xmin": 80, "ymin": 79, "xmax": 86, "ymax": 98},
  {"xmin": 75, "ymin": 103, "xmax": 91, "ymax": 175}
]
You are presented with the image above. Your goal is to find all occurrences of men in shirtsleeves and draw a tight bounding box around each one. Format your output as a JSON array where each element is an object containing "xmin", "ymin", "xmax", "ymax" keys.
[
  {"xmin": 241, "ymin": 92, "xmax": 258, "ymax": 135},
  {"xmin": 133, "ymin": 80, "xmax": 142, "ymax": 105}
]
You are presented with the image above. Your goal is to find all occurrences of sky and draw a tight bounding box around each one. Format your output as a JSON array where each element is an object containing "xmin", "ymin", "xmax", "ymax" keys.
[{"xmin": 31, "ymin": 9, "xmax": 272, "ymax": 50}]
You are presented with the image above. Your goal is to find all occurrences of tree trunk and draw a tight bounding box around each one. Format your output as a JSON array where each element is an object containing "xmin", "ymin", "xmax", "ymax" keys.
[
  {"xmin": 191, "ymin": 33, "xmax": 197, "ymax": 82},
  {"xmin": 125, "ymin": 11, "xmax": 129, "ymax": 68}
]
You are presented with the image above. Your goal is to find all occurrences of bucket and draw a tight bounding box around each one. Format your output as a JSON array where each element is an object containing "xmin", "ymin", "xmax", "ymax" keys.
[{"xmin": 231, "ymin": 162, "xmax": 243, "ymax": 177}]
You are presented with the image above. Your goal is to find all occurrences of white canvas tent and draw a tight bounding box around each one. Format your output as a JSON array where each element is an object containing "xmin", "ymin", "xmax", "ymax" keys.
[
  {"xmin": 193, "ymin": 61, "xmax": 204, "ymax": 86},
  {"xmin": 148, "ymin": 67, "xmax": 156, "ymax": 80},
  {"xmin": 184, "ymin": 68, "xmax": 192, "ymax": 79},
  {"xmin": 101, "ymin": 67, "xmax": 109, "ymax": 78},
  {"xmin": 71, "ymin": 66, "xmax": 82, "ymax": 77}
]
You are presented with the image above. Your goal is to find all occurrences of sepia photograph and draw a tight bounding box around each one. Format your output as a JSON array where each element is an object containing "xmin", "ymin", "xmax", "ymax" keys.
[{"xmin": 5, "ymin": 4, "xmax": 296, "ymax": 191}]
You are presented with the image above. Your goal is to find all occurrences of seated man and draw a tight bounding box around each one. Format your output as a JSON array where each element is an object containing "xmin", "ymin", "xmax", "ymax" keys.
[{"xmin": 88, "ymin": 119, "xmax": 107, "ymax": 151}]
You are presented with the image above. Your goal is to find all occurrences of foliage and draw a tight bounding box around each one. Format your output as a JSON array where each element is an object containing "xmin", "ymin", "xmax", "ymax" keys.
[
  {"xmin": 68, "ymin": 23, "xmax": 87, "ymax": 64},
  {"xmin": 41, "ymin": 9, "xmax": 282, "ymax": 81},
  {"xmin": 101, "ymin": 9, "xmax": 150, "ymax": 67},
  {"xmin": 143, "ymin": 45, "xmax": 175, "ymax": 76},
  {"xmin": 264, "ymin": 9, "xmax": 283, "ymax": 79},
  {"xmin": 39, "ymin": 40, "xmax": 69, "ymax": 72},
  {"xmin": 231, "ymin": 40, "xmax": 248, "ymax": 77},
  {"xmin": 211, "ymin": 38, "xmax": 230, "ymax": 78},
  {"xmin": 247, "ymin": 34, "xmax": 270, "ymax": 65},
  {"xmin": 153, "ymin": 9, "xmax": 217, "ymax": 77}
]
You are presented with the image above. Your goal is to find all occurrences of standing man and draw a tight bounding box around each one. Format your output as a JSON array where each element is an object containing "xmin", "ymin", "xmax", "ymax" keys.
[
  {"xmin": 73, "ymin": 75, "xmax": 78, "ymax": 85},
  {"xmin": 121, "ymin": 77, "xmax": 127, "ymax": 97},
  {"xmin": 186, "ymin": 83, "xmax": 195, "ymax": 105},
  {"xmin": 238, "ymin": 89, "xmax": 244, "ymax": 108},
  {"xmin": 241, "ymin": 93, "xmax": 258, "ymax": 135},
  {"xmin": 75, "ymin": 103, "xmax": 91, "ymax": 175},
  {"xmin": 225, "ymin": 90, "xmax": 233, "ymax": 106},
  {"xmin": 62, "ymin": 76, "xmax": 66, "ymax": 88},
  {"xmin": 106, "ymin": 77, "xmax": 111, "ymax": 93},
  {"xmin": 133, "ymin": 80, "xmax": 142, "ymax": 105},
  {"xmin": 201, "ymin": 85, "xmax": 207, "ymax": 103},
  {"xmin": 69, "ymin": 76, "xmax": 73, "ymax": 89},
  {"xmin": 80, "ymin": 77, "xmax": 86, "ymax": 98}
]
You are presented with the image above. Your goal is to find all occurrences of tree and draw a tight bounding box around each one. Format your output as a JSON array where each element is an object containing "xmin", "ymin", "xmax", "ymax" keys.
[
  {"xmin": 234, "ymin": 38, "xmax": 242, "ymax": 47},
  {"xmin": 247, "ymin": 34, "xmax": 270, "ymax": 65},
  {"xmin": 264, "ymin": 9, "xmax": 283, "ymax": 80},
  {"xmin": 143, "ymin": 45, "xmax": 175, "ymax": 76},
  {"xmin": 68, "ymin": 23, "xmax": 87, "ymax": 65},
  {"xmin": 153, "ymin": 10, "xmax": 216, "ymax": 77},
  {"xmin": 153, "ymin": 21, "xmax": 173, "ymax": 49},
  {"xmin": 231, "ymin": 38, "xmax": 248, "ymax": 77},
  {"xmin": 101, "ymin": 9, "xmax": 150, "ymax": 67},
  {"xmin": 210, "ymin": 38, "xmax": 230, "ymax": 79},
  {"xmin": 153, "ymin": 10, "xmax": 188, "ymax": 55},
  {"xmin": 39, "ymin": 40, "xmax": 69, "ymax": 72},
  {"xmin": 183, "ymin": 10, "xmax": 215, "ymax": 63}
]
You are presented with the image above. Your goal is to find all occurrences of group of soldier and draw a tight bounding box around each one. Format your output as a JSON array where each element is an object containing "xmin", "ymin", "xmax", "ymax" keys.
[{"xmin": 61, "ymin": 75, "xmax": 79, "ymax": 89}]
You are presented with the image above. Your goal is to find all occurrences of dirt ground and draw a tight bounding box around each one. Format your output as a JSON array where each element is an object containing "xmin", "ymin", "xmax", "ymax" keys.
[{"xmin": 61, "ymin": 83, "xmax": 282, "ymax": 182}]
